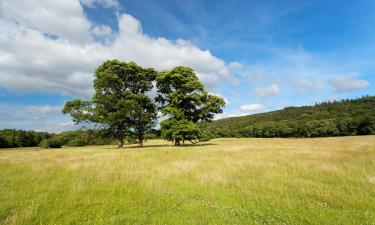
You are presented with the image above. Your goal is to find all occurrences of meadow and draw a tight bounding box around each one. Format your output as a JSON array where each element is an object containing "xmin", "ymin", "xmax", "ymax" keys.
[{"xmin": 0, "ymin": 136, "xmax": 374, "ymax": 225}]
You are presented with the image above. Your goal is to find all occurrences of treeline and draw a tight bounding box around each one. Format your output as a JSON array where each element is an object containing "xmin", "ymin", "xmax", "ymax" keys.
[
  {"xmin": 200, "ymin": 96, "xmax": 375, "ymax": 138},
  {"xmin": 0, "ymin": 129, "xmax": 161, "ymax": 148},
  {"xmin": 0, "ymin": 130, "xmax": 109, "ymax": 148},
  {"xmin": 0, "ymin": 129, "xmax": 51, "ymax": 148}
]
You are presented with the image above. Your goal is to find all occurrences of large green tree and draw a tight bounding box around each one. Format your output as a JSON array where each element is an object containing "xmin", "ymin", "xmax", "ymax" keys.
[
  {"xmin": 156, "ymin": 66, "xmax": 225, "ymax": 145},
  {"xmin": 63, "ymin": 60, "xmax": 157, "ymax": 148}
]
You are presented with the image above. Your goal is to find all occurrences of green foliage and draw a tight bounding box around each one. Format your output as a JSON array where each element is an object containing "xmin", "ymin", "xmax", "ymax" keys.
[
  {"xmin": 63, "ymin": 60, "xmax": 157, "ymax": 147},
  {"xmin": 201, "ymin": 96, "xmax": 375, "ymax": 138},
  {"xmin": 156, "ymin": 66, "xmax": 225, "ymax": 145},
  {"xmin": 0, "ymin": 129, "xmax": 51, "ymax": 148},
  {"xmin": 39, "ymin": 137, "xmax": 63, "ymax": 148},
  {"xmin": 66, "ymin": 138, "xmax": 88, "ymax": 147},
  {"xmin": 0, "ymin": 129, "xmax": 113, "ymax": 148},
  {"xmin": 49, "ymin": 130, "xmax": 112, "ymax": 147},
  {"xmin": 199, "ymin": 131, "xmax": 216, "ymax": 142},
  {"xmin": 160, "ymin": 119, "xmax": 201, "ymax": 144}
]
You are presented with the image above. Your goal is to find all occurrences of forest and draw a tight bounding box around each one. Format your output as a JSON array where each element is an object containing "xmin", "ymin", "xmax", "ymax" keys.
[{"xmin": 200, "ymin": 95, "xmax": 375, "ymax": 139}]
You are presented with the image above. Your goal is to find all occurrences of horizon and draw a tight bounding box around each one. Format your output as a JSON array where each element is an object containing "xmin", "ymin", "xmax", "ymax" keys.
[{"xmin": 1, "ymin": 0, "xmax": 374, "ymax": 132}]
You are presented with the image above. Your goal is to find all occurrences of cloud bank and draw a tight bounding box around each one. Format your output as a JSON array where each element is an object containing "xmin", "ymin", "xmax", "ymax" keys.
[{"xmin": 0, "ymin": 0, "xmax": 238, "ymax": 99}]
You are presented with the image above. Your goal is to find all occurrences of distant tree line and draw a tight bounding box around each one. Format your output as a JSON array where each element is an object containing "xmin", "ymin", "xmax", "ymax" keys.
[
  {"xmin": 0, "ymin": 129, "xmax": 51, "ymax": 148},
  {"xmin": 200, "ymin": 96, "xmax": 375, "ymax": 139},
  {"xmin": 0, "ymin": 129, "xmax": 106, "ymax": 148},
  {"xmin": 0, "ymin": 129, "xmax": 161, "ymax": 148}
]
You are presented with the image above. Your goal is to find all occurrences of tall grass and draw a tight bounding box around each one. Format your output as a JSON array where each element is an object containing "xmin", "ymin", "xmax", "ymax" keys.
[{"xmin": 1, "ymin": 136, "xmax": 374, "ymax": 224}]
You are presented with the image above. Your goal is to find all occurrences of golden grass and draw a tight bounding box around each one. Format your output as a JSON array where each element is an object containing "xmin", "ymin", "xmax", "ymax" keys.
[{"xmin": 0, "ymin": 136, "xmax": 374, "ymax": 224}]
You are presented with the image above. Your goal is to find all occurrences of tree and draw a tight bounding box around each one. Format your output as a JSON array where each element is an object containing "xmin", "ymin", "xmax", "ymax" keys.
[
  {"xmin": 127, "ymin": 93, "xmax": 157, "ymax": 147},
  {"xmin": 156, "ymin": 66, "xmax": 225, "ymax": 145},
  {"xmin": 63, "ymin": 60, "xmax": 157, "ymax": 148}
]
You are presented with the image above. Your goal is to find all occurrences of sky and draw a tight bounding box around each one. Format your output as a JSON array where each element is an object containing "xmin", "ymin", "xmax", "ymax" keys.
[{"xmin": 0, "ymin": 0, "xmax": 374, "ymax": 133}]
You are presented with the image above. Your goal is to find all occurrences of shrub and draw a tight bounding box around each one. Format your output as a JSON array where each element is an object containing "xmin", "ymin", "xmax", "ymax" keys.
[
  {"xmin": 199, "ymin": 131, "xmax": 215, "ymax": 142},
  {"xmin": 39, "ymin": 137, "xmax": 63, "ymax": 148},
  {"xmin": 66, "ymin": 138, "xmax": 88, "ymax": 147}
]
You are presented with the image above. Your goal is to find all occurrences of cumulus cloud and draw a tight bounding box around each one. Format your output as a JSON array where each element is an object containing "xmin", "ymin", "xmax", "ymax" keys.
[
  {"xmin": 91, "ymin": 25, "xmax": 112, "ymax": 37},
  {"xmin": 331, "ymin": 76, "xmax": 369, "ymax": 93},
  {"xmin": 0, "ymin": 0, "xmax": 93, "ymax": 44},
  {"xmin": 0, "ymin": 0, "xmax": 238, "ymax": 98},
  {"xmin": 0, "ymin": 19, "xmax": 100, "ymax": 98},
  {"xmin": 253, "ymin": 84, "xmax": 281, "ymax": 98}
]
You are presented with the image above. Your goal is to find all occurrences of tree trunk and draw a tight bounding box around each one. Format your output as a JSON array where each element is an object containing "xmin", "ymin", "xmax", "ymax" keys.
[
  {"xmin": 138, "ymin": 138, "xmax": 143, "ymax": 147},
  {"xmin": 117, "ymin": 139, "xmax": 124, "ymax": 148},
  {"xmin": 174, "ymin": 139, "xmax": 181, "ymax": 146}
]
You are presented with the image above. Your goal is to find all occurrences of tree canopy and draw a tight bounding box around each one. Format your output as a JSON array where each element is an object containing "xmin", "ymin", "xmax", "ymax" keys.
[
  {"xmin": 156, "ymin": 66, "xmax": 225, "ymax": 145},
  {"xmin": 63, "ymin": 60, "xmax": 157, "ymax": 147}
]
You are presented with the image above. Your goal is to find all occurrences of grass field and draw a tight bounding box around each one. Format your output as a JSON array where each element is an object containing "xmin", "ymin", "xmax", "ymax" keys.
[{"xmin": 0, "ymin": 136, "xmax": 374, "ymax": 225}]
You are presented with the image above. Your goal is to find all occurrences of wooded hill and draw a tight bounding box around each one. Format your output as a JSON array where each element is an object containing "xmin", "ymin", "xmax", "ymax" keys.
[{"xmin": 200, "ymin": 96, "xmax": 375, "ymax": 138}]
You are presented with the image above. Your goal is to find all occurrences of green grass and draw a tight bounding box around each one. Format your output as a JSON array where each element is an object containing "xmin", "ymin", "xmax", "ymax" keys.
[{"xmin": 1, "ymin": 136, "xmax": 374, "ymax": 225}]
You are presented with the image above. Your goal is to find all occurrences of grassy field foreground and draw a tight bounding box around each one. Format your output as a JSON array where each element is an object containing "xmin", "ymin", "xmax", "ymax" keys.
[{"xmin": 0, "ymin": 136, "xmax": 374, "ymax": 224}]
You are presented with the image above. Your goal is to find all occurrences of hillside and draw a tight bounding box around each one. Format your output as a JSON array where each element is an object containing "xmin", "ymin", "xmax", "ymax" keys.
[{"xmin": 200, "ymin": 96, "xmax": 375, "ymax": 138}]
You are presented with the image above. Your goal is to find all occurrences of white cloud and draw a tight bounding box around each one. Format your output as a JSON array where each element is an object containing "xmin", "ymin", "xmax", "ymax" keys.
[
  {"xmin": 0, "ymin": 19, "xmax": 100, "ymax": 98},
  {"xmin": 80, "ymin": 0, "xmax": 120, "ymax": 9},
  {"xmin": 110, "ymin": 14, "xmax": 239, "ymax": 90},
  {"xmin": 253, "ymin": 84, "xmax": 281, "ymax": 98},
  {"xmin": 240, "ymin": 103, "xmax": 264, "ymax": 111},
  {"xmin": 0, "ymin": 1, "xmax": 239, "ymax": 98},
  {"xmin": 331, "ymin": 76, "xmax": 369, "ymax": 93},
  {"xmin": 91, "ymin": 25, "xmax": 112, "ymax": 37},
  {"xmin": 0, "ymin": 0, "xmax": 93, "ymax": 44},
  {"xmin": 215, "ymin": 103, "xmax": 264, "ymax": 120}
]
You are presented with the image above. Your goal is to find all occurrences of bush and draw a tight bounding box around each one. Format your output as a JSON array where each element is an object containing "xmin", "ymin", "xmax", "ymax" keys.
[
  {"xmin": 89, "ymin": 138, "xmax": 112, "ymax": 145},
  {"xmin": 199, "ymin": 131, "xmax": 215, "ymax": 142},
  {"xmin": 66, "ymin": 138, "xmax": 88, "ymax": 147},
  {"xmin": 39, "ymin": 137, "xmax": 63, "ymax": 148}
]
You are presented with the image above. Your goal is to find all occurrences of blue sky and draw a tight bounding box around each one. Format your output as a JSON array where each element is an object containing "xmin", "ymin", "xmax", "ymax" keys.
[{"xmin": 0, "ymin": 0, "xmax": 374, "ymax": 132}]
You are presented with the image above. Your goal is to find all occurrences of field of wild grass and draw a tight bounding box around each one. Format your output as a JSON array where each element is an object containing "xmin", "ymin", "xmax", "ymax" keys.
[{"xmin": 0, "ymin": 136, "xmax": 374, "ymax": 225}]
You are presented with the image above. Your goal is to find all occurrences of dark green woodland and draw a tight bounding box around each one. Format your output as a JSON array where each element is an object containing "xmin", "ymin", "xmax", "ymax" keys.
[{"xmin": 200, "ymin": 95, "xmax": 375, "ymax": 139}]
